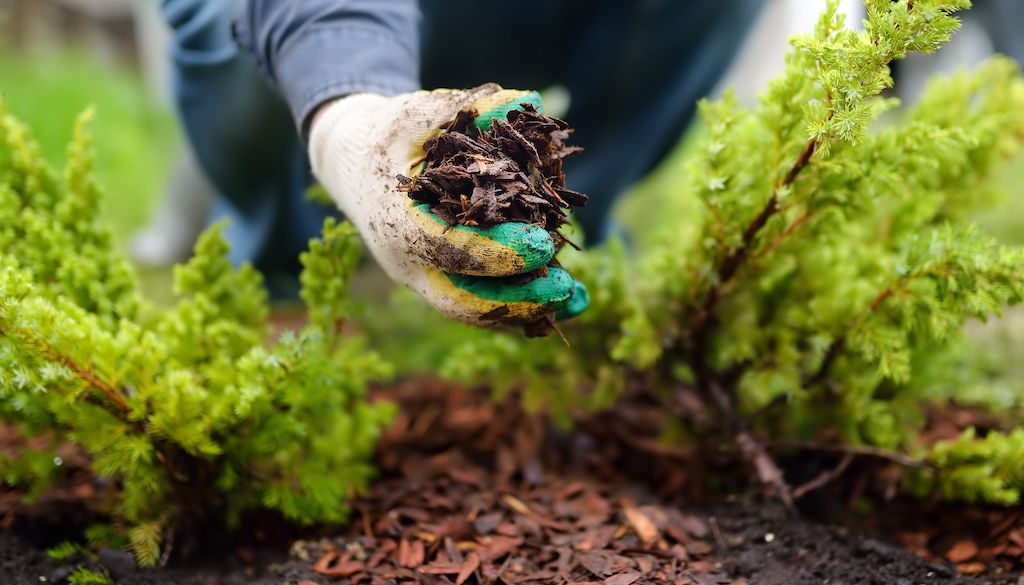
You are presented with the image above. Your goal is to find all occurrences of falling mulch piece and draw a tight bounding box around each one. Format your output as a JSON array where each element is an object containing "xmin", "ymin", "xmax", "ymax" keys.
[{"xmin": 396, "ymin": 105, "xmax": 587, "ymax": 337}]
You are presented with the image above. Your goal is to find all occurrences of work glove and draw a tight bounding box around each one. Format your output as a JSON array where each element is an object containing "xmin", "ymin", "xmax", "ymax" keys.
[{"xmin": 309, "ymin": 83, "xmax": 589, "ymax": 328}]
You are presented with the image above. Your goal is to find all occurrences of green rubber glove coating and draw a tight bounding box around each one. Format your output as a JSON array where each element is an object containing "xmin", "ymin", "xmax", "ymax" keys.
[
  {"xmin": 414, "ymin": 203, "xmax": 554, "ymax": 272},
  {"xmin": 449, "ymin": 268, "xmax": 590, "ymax": 321},
  {"xmin": 554, "ymin": 280, "xmax": 589, "ymax": 320},
  {"xmin": 474, "ymin": 91, "xmax": 544, "ymax": 133}
]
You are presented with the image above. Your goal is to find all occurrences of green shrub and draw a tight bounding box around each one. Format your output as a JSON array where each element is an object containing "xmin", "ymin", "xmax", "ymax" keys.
[
  {"xmin": 68, "ymin": 568, "xmax": 112, "ymax": 585},
  {"xmin": 0, "ymin": 106, "xmax": 394, "ymax": 565},
  {"xmin": 445, "ymin": 0, "xmax": 1024, "ymax": 504}
]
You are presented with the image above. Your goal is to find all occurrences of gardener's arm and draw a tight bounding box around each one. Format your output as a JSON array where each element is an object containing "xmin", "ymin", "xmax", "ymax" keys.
[
  {"xmin": 233, "ymin": 0, "xmax": 420, "ymax": 134},
  {"xmin": 234, "ymin": 2, "xmax": 588, "ymax": 329}
]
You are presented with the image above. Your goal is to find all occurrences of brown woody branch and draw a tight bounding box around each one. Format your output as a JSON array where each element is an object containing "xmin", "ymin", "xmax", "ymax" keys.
[
  {"xmin": 688, "ymin": 138, "xmax": 820, "ymax": 347},
  {"xmin": 803, "ymin": 336, "xmax": 846, "ymax": 389},
  {"xmin": 803, "ymin": 285, "xmax": 895, "ymax": 389},
  {"xmin": 792, "ymin": 452, "xmax": 855, "ymax": 499},
  {"xmin": 674, "ymin": 138, "xmax": 822, "ymax": 508},
  {"xmin": 6, "ymin": 325, "xmax": 132, "ymax": 415},
  {"xmin": 767, "ymin": 439, "xmax": 930, "ymax": 469}
]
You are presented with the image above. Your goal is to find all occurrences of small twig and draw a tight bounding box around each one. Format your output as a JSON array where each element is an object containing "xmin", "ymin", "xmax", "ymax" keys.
[
  {"xmin": 803, "ymin": 336, "xmax": 846, "ymax": 388},
  {"xmin": 750, "ymin": 207, "xmax": 811, "ymax": 263},
  {"xmin": 708, "ymin": 516, "xmax": 727, "ymax": 551},
  {"xmin": 792, "ymin": 452, "xmax": 855, "ymax": 499},
  {"xmin": 737, "ymin": 431, "xmax": 794, "ymax": 509},
  {"xmin": 869, "ymin": 287, "xmax": 894, "ymax": 312},
  {"xmin": 549, "ymin": 318, "xmax": 570, "ymax": 347},
  {"xmin": 702, "ymin": 373, "xmax": 794, "ymax": 508},
  {"xmin": 159, "ymin": 527, "xmax": 174, "ymax": 567},
  {"xmin": 767, "ymin": 440, "xmax": 930, "ymax": 469},
  {"xmin": 802, "ymin": 285, "xmax": 897, "ymax": 389}
]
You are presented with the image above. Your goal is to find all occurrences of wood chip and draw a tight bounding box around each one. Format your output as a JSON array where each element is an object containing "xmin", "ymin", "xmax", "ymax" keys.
[
  {"xmin": 604, "ymin": 571, "xmax": 643, "ymax": 585},
  {"xmin": 955, "ymin": 561, "xmax": 986, "ymax": 575},
  {"xmin": 946, "ymin": 539, "xmax": 979, "ymax": 563},
  {"xmin": 455, "ymin": 551, "xmax": 481, "ymax": 585},
  {"xmin": 502, "ymin": 494, "xmax": 572, "ymax": 531},
  {"xmin": 622, "ymin": 499, "xmax": 661, "ymax": 546}
]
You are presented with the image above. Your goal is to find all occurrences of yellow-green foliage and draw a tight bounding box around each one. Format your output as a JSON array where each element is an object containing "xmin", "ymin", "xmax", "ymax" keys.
[
  {"xmin": 0, "ymin": 106, "xmax": 394, "ymax": 564},
  {"xmin": 444, "ymin": 0, "xmax": 1024, "ymax": 504}
]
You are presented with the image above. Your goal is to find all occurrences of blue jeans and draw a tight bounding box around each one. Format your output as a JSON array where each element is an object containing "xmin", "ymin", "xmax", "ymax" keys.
[{"xmin": 162, "ymin": 0, "xmax": 763, "ymax": 277}]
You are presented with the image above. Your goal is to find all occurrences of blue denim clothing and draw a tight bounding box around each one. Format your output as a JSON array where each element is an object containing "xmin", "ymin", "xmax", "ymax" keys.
[
  {"xmin": 972, "ymin": 0, "xmax": 1024, "ymax": 63},
  {"xmin": 233, "ymin": 1, "xmax": 421, "ymax": 134},
  {"xmin": 162, "ymin": 0, "xmax": 763, "ymax": 277},
  {"xmin": 162, "ymin": 0, "xmax": 319, "ymax": 280}
]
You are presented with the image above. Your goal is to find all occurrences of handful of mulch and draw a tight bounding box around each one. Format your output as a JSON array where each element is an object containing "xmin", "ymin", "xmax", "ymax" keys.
[{"xmin": 396, "ymin": 104, "xmax": 588, "ymax": 336}]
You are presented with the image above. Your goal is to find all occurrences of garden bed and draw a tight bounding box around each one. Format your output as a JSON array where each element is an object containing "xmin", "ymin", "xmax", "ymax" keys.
[{"xmin": 3, "ymin": 381, "xmax": 1020, "ymax": 585}]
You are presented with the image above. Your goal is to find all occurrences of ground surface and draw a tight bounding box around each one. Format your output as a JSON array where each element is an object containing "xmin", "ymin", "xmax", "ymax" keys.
[{"xmin": 3, "ymin": 381, "xmax": 1021, "ymax": 585}]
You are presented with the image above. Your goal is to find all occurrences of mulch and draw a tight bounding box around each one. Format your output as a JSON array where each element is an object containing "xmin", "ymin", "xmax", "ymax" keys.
[
  {"xmin": 2, "ymin": 380, "xmax": 1022, "ymax": 585},
  {"xmin": 272, "ymin": 381, "xmax": 1022, "ymax": 585},
  {"xmin": 397, "ymin": 104, "xmax": 586, "ymax": 235},
  {"xmin": 286, "ymin": 381, "xmax": 731, "ymax": 585}
]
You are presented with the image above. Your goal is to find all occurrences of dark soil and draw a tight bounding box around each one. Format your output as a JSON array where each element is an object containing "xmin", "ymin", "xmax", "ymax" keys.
[{"xmin": 2, "ymin": 382, "xmax": 1019, "ymax": 585}]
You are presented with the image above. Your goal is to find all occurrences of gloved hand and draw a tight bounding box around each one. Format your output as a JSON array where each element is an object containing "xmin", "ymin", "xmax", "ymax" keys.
[{"xmin": 309, "ymin": 83, "xmax": 589, "ymax": 327}]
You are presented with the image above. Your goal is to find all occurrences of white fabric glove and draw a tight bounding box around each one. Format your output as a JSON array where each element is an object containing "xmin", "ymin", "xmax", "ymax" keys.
[{"xmin": 309, "ymin": 84, "xmax": 588, "ymax": 327}]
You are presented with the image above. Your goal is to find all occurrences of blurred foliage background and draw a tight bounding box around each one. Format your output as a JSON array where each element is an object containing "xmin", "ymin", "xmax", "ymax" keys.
[{"xmin": 0, "ymin": 50, "xmax": 176, "ymax": 245}]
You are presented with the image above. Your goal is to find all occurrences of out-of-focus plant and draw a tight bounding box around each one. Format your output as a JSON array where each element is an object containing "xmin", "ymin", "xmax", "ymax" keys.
[{"xmin": 0, "ymin": 106, "xmax": 394, "ymax": 565}]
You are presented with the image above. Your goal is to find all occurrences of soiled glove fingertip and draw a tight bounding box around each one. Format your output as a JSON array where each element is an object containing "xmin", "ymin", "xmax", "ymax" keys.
[{"xmin": 479, "ymin": 223, "xmax": 555, "ymax": 273}]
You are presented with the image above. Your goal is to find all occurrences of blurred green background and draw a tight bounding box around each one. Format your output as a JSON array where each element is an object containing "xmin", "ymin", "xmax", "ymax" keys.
[{"xmin": 0, "ymin": 51, "xmax": 177, "ymax": 245}]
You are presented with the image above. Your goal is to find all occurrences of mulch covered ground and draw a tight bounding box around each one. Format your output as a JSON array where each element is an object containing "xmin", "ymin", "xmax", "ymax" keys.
[{"xmin": 2, "ymin": 380, "xmax": 1023, "ymax": 585}]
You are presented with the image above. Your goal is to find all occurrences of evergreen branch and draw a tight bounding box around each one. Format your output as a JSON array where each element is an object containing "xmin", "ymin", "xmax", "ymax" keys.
[
  {"xmin": 2, "ymin": 324, "xmax": 132, "ymax": 415},
  {"xmin": 804, "ymin": 286, "xmax": 895, "ymax": 388},
  {"xmin": 688, "ymin": 138, "xmax": 820, "ymax": 347},
  {"xmin": 750, "ymin": 208, "xmax": 812, "ymax": 264}
]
